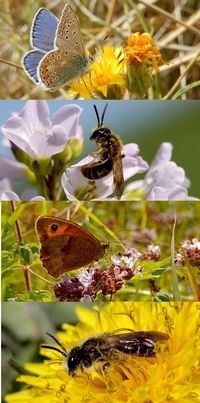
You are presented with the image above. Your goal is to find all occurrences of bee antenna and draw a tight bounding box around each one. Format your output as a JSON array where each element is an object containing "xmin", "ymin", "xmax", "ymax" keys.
[
  {"xmin": 100, "ymin": 103, "xmax": 108, "ymax": 126},
  {"xmin": 44, "ymin": 332, "xmax": 68, "ymax": 355},
  {"xmin": 93, "ymin": 104, "xmax": 108, "ymax": 127},
  {"xmin": 93, "ymin": 104, "xmax": 101, "ymax": 127}
]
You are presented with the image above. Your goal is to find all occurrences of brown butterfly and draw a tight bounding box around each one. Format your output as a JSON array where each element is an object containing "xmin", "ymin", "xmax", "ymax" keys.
[{"xmin": 35, "ymin": 215, "xmax": 109, "ymax": 278}]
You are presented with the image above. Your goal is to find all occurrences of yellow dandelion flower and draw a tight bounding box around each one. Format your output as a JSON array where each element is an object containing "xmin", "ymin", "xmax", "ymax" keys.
[
  {"xmin": 124, "ymin": 33, "xmax": 163, "ymax": 98},
  {"xmin": 69, "ymin": 46, "xmax": 126, "ymax": 99},
  {"xmin": 5, "ymin": 302, "xmax": 200, "ymax": 403}
]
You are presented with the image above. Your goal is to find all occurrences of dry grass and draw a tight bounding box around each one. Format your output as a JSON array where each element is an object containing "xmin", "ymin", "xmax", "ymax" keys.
[{"xmin": 0, "ymin": 0, "xmax": 200, "ymax": 99}]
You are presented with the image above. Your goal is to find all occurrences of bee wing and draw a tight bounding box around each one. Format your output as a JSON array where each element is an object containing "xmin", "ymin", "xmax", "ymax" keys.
[
  {"xmin": 99, "ymin": 331, "xmax": 169, "ymax": 353},
  {"xmin": 99, "ymin": 332, "xmax": 145, "ymax": 351},
  {"xmin": 133, "ymin": 331, "xmax": 169, "ymax": 342},
  {"xmin": 112, "ymin": 155, "xmax": 124, "ymax": 200}
]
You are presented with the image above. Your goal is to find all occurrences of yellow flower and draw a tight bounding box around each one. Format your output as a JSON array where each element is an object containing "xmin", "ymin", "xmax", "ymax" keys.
[
  {"xmin": 5, "ymin": 302, "xmax": 200, "ymax": 402},
  {"xmin": 65, "ymin": 34, "xmax": 163, "ymax": 99},
  {"xmin": 69, "ymin": 46, "xmax": 126, "ymax": 99},
  {"xmin": 124, "ymin": 33, "xmax": 163, "ymax": 98},
  {"xmin": 124, "ymin": 33, "xmax": 163, "ymax": 71}
]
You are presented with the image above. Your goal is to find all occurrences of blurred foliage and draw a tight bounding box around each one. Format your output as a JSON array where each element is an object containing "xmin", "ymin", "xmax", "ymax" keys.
[{"xmin": 1, "ymin": 301, "xmax": 91, "ymax": 401}]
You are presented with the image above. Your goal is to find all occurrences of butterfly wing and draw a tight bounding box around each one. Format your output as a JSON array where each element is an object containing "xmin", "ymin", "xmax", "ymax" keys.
[
  {"xmin": 22, "ymin": 50, "xmax": 45, "ymax": 83},
  {"xmin": 26, "ymin": 5, "xmax": 89, "ymax": 89},
  {"xmin": 55, "ymin": 4, "xmax": 86, "ymax": 54},
  {"xmin": 38, "ymin": 48, "xmax": 89, "ymax": 89},
  {"xmin": 31, "ymin": 8, "xmax": 59, "ymax": 51},
  {"xmin": 39, "ymin": 235, "xmax": 106, "ymax": 277},
  {"xmin": 35, "ymin": 216, "xmax": 108, "ymax": 277}
]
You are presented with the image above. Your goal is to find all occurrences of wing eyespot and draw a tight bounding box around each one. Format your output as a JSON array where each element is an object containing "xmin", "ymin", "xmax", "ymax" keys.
[{"xmin": 50, "ymin": 224, "xmax": 58, "ymax": 232}]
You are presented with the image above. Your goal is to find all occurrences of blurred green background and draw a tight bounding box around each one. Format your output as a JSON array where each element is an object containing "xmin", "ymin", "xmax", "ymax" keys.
[
  {"xmin": 0, "ymin": 100, "xmax": 199, "ymax": 197},
  {"xmin": 2, "ymin": 302, "xmax": 90, "ymax": 401}
]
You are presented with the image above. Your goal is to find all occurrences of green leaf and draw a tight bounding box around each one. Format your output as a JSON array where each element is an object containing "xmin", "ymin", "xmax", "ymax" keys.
[{"xmin": 19, "ymin": 245, "xmax": 32, "ymax": 264}]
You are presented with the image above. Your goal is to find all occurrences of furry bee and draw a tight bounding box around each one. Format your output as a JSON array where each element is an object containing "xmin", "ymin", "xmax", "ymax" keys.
[
  {"xmin": 81, "ymin": 104, "xmax": 124, "ymax": 200},
  {"xmin": 42, "ymin": 330, "xmax": 169, "ymax": 377}
]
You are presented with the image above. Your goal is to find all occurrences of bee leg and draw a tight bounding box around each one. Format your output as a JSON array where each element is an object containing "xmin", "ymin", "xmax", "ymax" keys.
[
  {"xmin": 89, "ymin": 151, "xmax": 99, "ymax": 158},
  {"xmin": 102, "ymin": 361, "xmax": 110, "ymax": 373},
  {"xmin": 90, "ymin": 148, "xmax": 104, "ymax": 158}
]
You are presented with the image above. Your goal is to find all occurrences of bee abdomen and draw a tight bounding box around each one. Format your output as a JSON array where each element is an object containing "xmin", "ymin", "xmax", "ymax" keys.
[
  {"xmin": 81, "ymin": 159, "xmax": 113, "ymax": 180},
  {"xmin": 118, "ymin": 341, "xmax": 156, "ymax": 357}
]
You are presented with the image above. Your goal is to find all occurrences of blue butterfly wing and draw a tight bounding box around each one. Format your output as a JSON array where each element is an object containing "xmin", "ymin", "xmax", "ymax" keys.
[
  {"xmin": 22, "ymin": 50, "xmax": 45, "ymax": 83},
  {"xmin": 31, "ymin": 8, "xmax": 58, "ymax": 52}
]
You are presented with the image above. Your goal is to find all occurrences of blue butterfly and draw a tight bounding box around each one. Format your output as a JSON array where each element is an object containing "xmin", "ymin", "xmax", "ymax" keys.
[{"xmin": 22, "ymin": 5, "xmax": 90, "ymax": 90}]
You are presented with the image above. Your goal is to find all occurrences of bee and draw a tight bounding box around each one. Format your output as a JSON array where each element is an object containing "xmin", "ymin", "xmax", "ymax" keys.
[
  {"xmin": 81, "ymin": 104, "xmax": 124, "ymax": 199},
  {"xmin": 42, "ymin": 330, "xmax": 169, "ymax": 377}
]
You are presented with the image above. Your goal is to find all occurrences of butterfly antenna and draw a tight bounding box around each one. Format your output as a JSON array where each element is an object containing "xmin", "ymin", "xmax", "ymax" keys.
[{"xmin": 93, "ymin": 104, "xmax": 100, "ymax": 127}]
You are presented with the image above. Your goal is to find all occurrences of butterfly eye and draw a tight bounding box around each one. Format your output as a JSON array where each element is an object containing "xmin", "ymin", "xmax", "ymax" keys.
[{"xmin": 51, "ymin": 224, "xmax": 58, "ymax": 232}]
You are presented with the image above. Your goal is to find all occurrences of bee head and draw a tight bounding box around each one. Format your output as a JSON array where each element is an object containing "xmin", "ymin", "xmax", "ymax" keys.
[
  {"xmin": 67, "ymin": 346, "xmax": 82, "ymax": 376},
  {"xmin": 90, "ymin": 127, "xmax": 111, "ymax": 141}
]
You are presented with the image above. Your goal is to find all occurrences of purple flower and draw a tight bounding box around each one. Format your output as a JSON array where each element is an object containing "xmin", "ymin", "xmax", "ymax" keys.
[
  {"xmin": 0, "ymin": 156, "xmax": 27, "ymax": 180},
  {"xmin": 0, "ymin": 171, "xmax": 45, "ymax": 201},
  {"xmin": 53, "ymin": 262, "xmax": 135, "ymax": 302},
  {"xmin": 0, "ymin": 156, "xmax": 45, "ymax": 200},
  {"xmin": 126, "ymin": 143, "xmax": 196, "ymax": 200},
  {"xmin": 176, "ymin": 238, "xmax": 200, "ymax": 268},
  {"xmin": 0, "ymin": 178, "xmax": 12, "ymax": 197},
  {"xmin": 1, "ymin": 101, "xmax": 83, "ymax": 158},
  {"xmin": 144, "ymin": 143, "xmax": 191, "ymax": 200},
  {"xmin": 61, "ymin": 143, "xmax": 149, "ymax": 200},
  {"xmin": 1, "ymin": 191, "xmax": 45, "ymax": 201},
  {"xmin": 147, "ymin": 186, "xmax": 190, "ymax": 200}
]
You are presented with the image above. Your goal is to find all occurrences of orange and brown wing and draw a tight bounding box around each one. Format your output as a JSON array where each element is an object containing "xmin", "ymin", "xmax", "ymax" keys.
[{"xmin": 35, "ymin": 216, "xmax": 108, "ymax": 277}]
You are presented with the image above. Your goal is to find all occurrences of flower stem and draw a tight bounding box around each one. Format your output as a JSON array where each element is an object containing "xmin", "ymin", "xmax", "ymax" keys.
[
  {"xmin": 171, "ymin": 214, "xmax": 180, "ymax": 300},
  {"xmin": 9, "ymin": 201, "xmax": 31, "ymax": 291}
]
